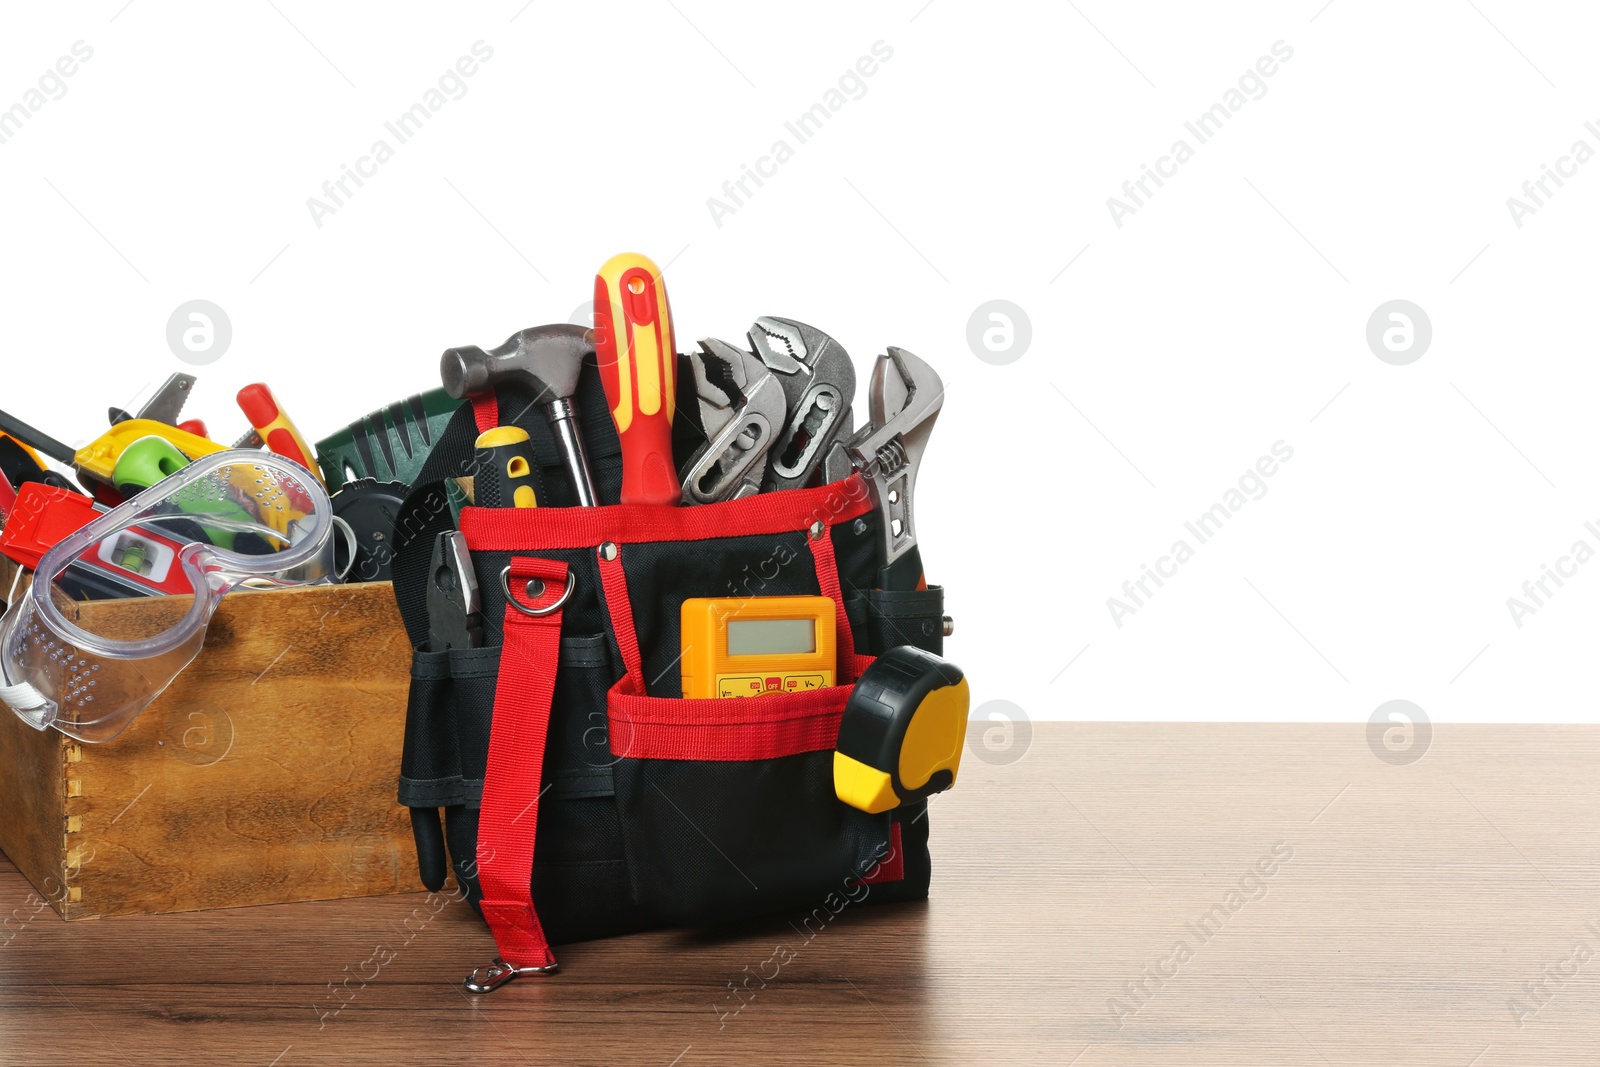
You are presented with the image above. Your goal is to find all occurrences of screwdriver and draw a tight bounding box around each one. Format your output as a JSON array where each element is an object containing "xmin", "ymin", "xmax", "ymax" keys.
[
  {"xmin": 593, "ymin": 252, "xmax": 681, "ymax": 506},
  {"xmin": 237, "ymin": 384, "xmax": 326, "ymax": 488},
  {"xmin": 473, "ymin": 427, "xmax": 543, "ymax": 509}
]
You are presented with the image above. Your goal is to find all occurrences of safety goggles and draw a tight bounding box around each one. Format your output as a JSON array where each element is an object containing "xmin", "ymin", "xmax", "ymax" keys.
[{"xmin": 0, "ymin": 451, "xmax": 335, "ymax": 742}]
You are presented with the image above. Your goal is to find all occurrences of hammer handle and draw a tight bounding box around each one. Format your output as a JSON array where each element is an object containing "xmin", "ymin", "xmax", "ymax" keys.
[
  {"xmin": 547, "ymin": 397, "xmax": 598, "ymax": 507},
  {"xmin": 594, "ymin": 253, "xmax": 680, "ymax": 507}
]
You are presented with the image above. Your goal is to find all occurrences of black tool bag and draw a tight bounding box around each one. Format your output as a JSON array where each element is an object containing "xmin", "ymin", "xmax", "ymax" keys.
[{"xmin": 390, "ymin": 354, "xmax": 949, "ymax": 975}]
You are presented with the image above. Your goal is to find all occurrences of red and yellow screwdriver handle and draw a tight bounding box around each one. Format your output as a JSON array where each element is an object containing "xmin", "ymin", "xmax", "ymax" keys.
[
  {"xmin": 236, "ymin": 383, "xmax": 326, "ymax": 489},
  {"xmin": 593, "ymin": 252, "xmax": 681, "ymax": 506}
]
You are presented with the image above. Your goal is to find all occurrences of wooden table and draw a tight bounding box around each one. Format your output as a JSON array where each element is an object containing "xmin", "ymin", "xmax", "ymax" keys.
[{"xmin": 2, "ymin": 724, "xmax": 1596, "ymax": 1066}]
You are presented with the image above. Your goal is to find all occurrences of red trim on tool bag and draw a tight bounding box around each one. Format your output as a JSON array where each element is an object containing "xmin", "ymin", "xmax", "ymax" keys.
[
  {"xmin": 460, "ymin": 474, "xmax": 873, "ymax": 549},
  {"xmin": 607, "ymin": 679, "xmax": 852, "ymax": 761},
  {"xmin": 807, "ymin": 527, "xmax": 873, "ymax": 685},
  {"xmin": 471, "ymin": 395, "xmax": 499, "ymax": 434},
  {"xmin": 861, "ymin": 822, "xmax": 905, "ymax": 885},
  {"xmin": 597, "ymin": 546, "xmax": 646, "ymax": 693},
  {"xmin": 475, "ymin": 556, "xmax": 569, "ymax": 972}
]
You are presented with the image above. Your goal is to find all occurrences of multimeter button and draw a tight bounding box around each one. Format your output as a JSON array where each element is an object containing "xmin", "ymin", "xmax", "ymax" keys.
[{"xmin": 718, "ymin": 675, "xmax": 766, "ymax": 697}]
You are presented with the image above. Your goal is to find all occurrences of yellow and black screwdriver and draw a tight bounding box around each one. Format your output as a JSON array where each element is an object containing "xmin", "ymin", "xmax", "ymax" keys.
[{"xmin": 473, "ymin": 426, "xmax": 543, "ymax": 509}]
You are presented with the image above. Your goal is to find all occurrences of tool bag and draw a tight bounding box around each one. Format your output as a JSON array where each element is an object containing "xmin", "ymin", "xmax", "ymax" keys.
[{"xmin": 389, "ymin": 356, "xmax": 950, "ymax": 972}]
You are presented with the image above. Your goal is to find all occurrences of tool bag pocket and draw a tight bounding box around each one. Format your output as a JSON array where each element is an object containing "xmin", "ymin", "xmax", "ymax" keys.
[
  {"xmin": 399, "ymin": 645, "xmax": 500, "ymax": 811},
  {"xmin": 398, "ymin": 638, "xmax": 620, "ymax": 810},
  {"xmin": 845, "ymin": 585, "xmax": 949, "ymax": 657},
  {"xmin": 398, "ymin": 634, "xmax": 651, "ymax": 945},
  {"xmin": 605, "ymin": 678, "xmax": 894, "ymax": 924},
  {"xmin": 392, "ymin": 384, "xmax": 938, "ymax": 967}
]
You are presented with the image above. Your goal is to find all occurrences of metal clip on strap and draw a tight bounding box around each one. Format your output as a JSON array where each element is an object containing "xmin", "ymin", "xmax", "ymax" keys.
[
  {"xmin": 465, "ymin": 957, "xmax": 559, "ymax": 994},
  {"xmin": 465, "ymin": 554, "xmax": 571, "ymax": 993}
]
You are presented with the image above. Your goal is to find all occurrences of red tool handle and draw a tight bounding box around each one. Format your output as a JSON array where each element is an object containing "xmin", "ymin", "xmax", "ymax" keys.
[
  {"xmin": 593, "ymin": 252, "xmax": 680, "ymax": 506},
  {"xmin": 236, "ymin": 383, "xmax": 326, "ymax": 489}
]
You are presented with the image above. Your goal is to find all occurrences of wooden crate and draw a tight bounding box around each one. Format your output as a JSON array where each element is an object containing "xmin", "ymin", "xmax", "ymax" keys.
[{"xmin": 0, "ymin": 576, "xmax": 423, "ymax": 919}]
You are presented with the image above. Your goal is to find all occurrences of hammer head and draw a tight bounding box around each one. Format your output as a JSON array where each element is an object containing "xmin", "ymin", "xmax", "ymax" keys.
[{"xmin": 439, "ymin": 324, "xmax": 594, "ymax": 404}]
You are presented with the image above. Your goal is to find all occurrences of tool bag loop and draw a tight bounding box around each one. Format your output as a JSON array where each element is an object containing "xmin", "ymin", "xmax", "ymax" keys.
[
  {"xmin": 475, "ymin": 554, "xmax": 571, "ymax": 972},
  {"xmin": 807, "ymin": 521, "xmax": 875, "ymax": 687},
  {"xmin": 596, "ymin": 544, "xmax": 646, "ymax": 692}
]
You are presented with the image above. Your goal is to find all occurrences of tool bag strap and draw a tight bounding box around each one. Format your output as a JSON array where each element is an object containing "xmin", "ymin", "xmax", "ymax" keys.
[
  {"xmin": 808, "ymin": 524, "xmax": 875, "ymax": 685},
  {"xmin": 475, "ymin": 554, "xmax": 571, "ymax": 972},
  {"xmin": 470, "ymin": 394, "xmax": 498, "ymax": 434}
]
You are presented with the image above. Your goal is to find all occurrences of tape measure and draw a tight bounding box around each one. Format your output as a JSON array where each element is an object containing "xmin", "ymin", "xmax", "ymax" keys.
[
  {"xmin": 680, "ymin": 595, "xmax": 836, "ymax": 699},
  {"xmin": 833, "ymin": 646, "xmax": 969, "ymax": 814}
]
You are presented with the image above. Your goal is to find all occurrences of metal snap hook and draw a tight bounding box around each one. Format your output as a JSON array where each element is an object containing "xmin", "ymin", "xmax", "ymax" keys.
[
  {"xmin": 499, "ymin": 568, "xmax": 576, "ymax": 617},
  {"xmin": 464, "ymin": 957, "xmax": 559, "ymax": 993}
]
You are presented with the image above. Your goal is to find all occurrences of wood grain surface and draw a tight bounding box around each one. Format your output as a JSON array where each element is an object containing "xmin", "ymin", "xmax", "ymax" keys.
[
  {"xmin": 0, "ymin": 581, "xmax": 421, "ymax": 919},
  {"xmin": 0, "ymin": 678, "xmax": 66, "ymax": 911},
  {"xmin": 1, "ymin": 722, "xmax": 1595, "ymax": 1065}
]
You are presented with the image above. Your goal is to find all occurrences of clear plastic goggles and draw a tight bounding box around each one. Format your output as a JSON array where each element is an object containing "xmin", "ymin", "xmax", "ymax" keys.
[{"xmin": 0, "ymin": 451, "xmax": 335, "ymax": 742}]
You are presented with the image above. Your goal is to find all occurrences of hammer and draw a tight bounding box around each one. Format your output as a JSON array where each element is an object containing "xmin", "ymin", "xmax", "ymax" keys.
[{"xmin": 439, "ymin": 324, "xmax": 600, "ymax": 507}]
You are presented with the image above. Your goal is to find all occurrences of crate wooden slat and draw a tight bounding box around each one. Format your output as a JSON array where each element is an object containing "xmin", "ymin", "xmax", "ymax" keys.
[{"xmin": 0, "ymin": 578, "xmax": 422, "ymax": 919}]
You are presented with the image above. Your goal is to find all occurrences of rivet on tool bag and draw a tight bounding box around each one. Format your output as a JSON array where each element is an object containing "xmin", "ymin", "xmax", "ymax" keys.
[{"xmin": 389, "ymin": 253, "xmax": 968, "ymax": 989}]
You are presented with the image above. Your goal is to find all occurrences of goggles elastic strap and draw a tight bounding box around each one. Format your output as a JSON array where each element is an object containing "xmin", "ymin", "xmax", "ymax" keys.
[{"xmin": 0, "ymin": 680, "xmax": 48, "ymax": 713}]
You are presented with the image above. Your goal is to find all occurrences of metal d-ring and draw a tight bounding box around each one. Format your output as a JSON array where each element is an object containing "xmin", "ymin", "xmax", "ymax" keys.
[
  {"xmin": 464, "ymin": 957, "xmax": 559, "ymax": 993},
  {"xmin": 499, "ymin": 567, "xmax": 576, "ymax": 617}
]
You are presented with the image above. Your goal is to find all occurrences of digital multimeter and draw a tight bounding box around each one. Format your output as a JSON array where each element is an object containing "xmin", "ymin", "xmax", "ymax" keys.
[{"xmin": 679, "ymin": 595, "xmax": 836, "ymax": 699}]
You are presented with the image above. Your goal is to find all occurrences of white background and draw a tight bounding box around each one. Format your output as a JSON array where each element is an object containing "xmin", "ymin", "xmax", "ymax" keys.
[{"xmin": 2, "ymin": 1, "xmax": 1596, "ymax": 725}]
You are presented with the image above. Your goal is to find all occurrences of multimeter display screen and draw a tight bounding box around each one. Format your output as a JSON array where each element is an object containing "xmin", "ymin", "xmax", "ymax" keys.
[{"xmin": 726, "ymin": 618, "xmax": 816, "ymax": 656}]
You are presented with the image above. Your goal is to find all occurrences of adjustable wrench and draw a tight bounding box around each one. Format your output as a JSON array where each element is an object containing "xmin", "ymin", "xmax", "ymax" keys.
[
  {"xmin": 847, "ymin": 347, "xmax": 943, "ymax": 591},
  {"xmin": 680, "ymin": 338, "xmax": 786, "ymax": 504},
  {"xmin": 748, "ymin": 317, "xmax": 857, "ymax": 492}
]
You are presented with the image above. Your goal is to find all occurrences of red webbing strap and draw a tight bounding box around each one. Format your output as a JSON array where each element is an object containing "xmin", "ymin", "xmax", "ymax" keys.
[
  {"xmin": 476, "ymin": 555, "xmax": 570, "ymax": 971},
  {"xmin": 471, "ymin": 394, "xmax": 498, "ymax": 433},
  {"xmin": 461, "ymin": 473, "xmax": 874, "ymax": 550},
  {"xmin": 808, "ymin": 529, "xmax": 873, "ymax": 684},
  {"xmin": 597, "ymin": 547, "xmax": 646, "ymax": 693},
  {"xmin": 861, "ymin": 822, "xmax": 905, "ymax": 885},
  {"xmin": 608, "ymin": 682, "xmax": 851, "ymax": 761}
]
